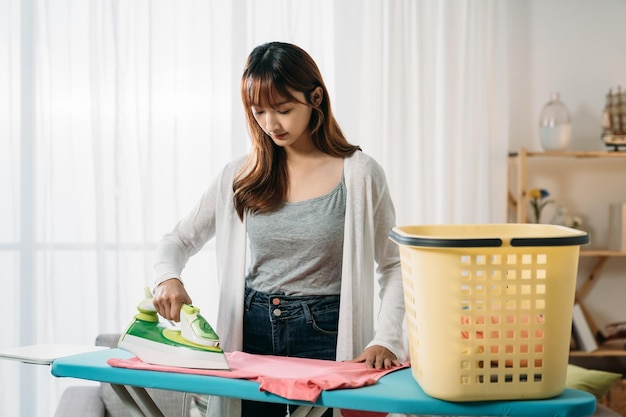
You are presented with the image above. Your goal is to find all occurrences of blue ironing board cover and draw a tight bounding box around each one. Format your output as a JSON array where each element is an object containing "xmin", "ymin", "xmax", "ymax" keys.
[{"xmin": 51, "ymin": 348, "xmax": 596, "ymax": 416}]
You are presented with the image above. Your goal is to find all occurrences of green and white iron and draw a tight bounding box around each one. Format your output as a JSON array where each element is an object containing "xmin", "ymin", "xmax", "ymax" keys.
[{"xmin": 118, "ymin": 288, "xmax": 229, "ymax": 370}]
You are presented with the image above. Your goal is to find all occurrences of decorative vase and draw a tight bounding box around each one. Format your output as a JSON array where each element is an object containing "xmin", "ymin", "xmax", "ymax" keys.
[{"xmin": 539, "ymin": 92, "xmax": 572, "ymax": 151}]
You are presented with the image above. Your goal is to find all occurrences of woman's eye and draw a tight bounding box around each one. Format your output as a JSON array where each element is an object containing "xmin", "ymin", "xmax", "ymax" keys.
[{"xmin": 277, "ymin": 109, "xmax": 291, "ymax": 115}]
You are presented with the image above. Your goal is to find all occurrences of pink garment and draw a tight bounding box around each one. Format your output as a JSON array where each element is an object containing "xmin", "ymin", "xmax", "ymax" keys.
[{"xmin": 108, "ymin": 351, "xmax": 407, "ymax": 405}]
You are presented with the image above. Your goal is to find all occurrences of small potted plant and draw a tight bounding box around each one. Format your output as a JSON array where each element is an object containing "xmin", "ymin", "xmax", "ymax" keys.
[{"xmin": 528, "ymin": 188, "xmax": 553, "ymax": 223}]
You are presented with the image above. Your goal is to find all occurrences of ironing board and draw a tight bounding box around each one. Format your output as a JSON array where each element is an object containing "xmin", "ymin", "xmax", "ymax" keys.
[{"xmin": 51, "ymin": 348, "xmax": 597, "ymax": 417}]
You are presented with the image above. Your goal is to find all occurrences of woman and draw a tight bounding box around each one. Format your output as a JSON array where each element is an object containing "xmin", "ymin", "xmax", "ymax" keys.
[{"xmin": 152, "ymin": 41, "xmax": 406, "ymax": 417}]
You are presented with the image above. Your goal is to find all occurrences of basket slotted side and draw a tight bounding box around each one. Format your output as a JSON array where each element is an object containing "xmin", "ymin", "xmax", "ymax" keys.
[{"xmin": 393, "ymin": 225, "xmax": 585, "ymax": 402}]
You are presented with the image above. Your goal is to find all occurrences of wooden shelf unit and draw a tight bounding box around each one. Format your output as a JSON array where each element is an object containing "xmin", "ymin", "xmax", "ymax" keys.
[
  {"xmin": 508, "ymin": 148, "xmax": 626, "ymax": 358},
  {"xmin": 508, "ymin": 148, "xmax": 626, "ymax": 224}
]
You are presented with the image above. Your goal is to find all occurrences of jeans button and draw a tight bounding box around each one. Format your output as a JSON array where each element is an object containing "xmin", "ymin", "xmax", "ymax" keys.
[
  {"xmin": 273, "ymin": 309, "xmax": 282, "ymax": 317},
  {"xmin": 272, "ymin": 298, "xmax": 280, "ymax": 306}
]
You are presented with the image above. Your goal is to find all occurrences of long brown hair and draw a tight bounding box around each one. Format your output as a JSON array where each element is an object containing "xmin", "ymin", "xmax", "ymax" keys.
[{"xmin": 233, "ymin": 42, "xmax": 360, "ymax": 220}]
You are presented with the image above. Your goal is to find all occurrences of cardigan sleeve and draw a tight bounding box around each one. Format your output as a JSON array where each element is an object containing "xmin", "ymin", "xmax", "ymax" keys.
[
  {"xmin": 339, "ymin": 151, "xmax": 407, "ymax": 362},
  {"xmin": 153, "ymin": 158, "xmax": 245, "ymax": 287},
  {"xmin": 153, "ymin": 180, "xmax": 219, "ymax": 286},
  {"xmin": 367, "ymin": 160, "xmax": 407, "ymax": 360},
  {"xmin": 364, "ymin": 156, "xmax": 407, "ymax": 360}
]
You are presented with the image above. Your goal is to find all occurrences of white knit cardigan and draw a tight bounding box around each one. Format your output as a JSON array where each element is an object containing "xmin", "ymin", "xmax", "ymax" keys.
[{"xmin": 154, "ymin": 150, "xmax": 407, "ymax": 417}]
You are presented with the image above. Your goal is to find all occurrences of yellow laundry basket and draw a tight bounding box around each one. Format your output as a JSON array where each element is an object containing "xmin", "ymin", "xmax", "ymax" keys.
[{"xmin": 389, "ymin": 224, "xmax": 589, "ymax": 402}]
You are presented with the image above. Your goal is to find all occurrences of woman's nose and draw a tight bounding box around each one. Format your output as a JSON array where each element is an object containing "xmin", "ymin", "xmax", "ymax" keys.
[{"xmin": 264, "ymin": 113, "xmax": 280, "ymax": 131}]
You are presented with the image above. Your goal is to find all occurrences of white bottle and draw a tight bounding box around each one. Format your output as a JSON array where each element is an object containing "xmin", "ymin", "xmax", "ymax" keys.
[{"xmin": 539, "ymin": 92, "xmax": 572, "ymax": 151}]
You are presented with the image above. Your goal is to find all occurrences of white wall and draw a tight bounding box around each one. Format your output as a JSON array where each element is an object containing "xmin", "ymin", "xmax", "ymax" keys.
[{"xmin": 508, "ymin": 0, "xmax": 626, "ymax": 333}]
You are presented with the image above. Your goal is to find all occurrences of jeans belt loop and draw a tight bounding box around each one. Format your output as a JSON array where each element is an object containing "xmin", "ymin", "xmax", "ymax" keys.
[
  {"xmin": 244, "ymin": 288, "xmax": 256, "ymax": 310},
  {"xmin": 301, "ymin": 301, "xmax": 313, "ymax": 324}
]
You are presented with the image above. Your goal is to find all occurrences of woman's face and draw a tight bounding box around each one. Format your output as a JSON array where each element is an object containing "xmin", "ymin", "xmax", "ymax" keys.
[{"xmin": 250, "ymin": 90, "xmax": 314, "ymax": 149}]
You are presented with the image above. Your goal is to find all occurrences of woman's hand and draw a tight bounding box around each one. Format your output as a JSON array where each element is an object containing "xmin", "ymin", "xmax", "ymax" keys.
[
  {"xmin": 348, "ymin": 345, "xmax": 400, "ymax": 370},
  {"xmin": 152, "ymin": 278, "xmax": 192, "ymax": 322}
]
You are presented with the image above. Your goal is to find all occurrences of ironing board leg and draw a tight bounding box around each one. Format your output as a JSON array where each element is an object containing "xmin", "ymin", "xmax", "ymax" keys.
[
  {"xmin": 306, "ymin": 406, "xmax": 330, "ymax": 417},
  {"xmin": 291, "ymin": 406, "xmax": 313, "ymax": 417},
  {"xmin": 129, "ymin": 386, "xmax": 166, "ymax": 417},
  {"xmin": 109, "ymin": 384, "xmax": 149, "ymax": 417},
  {"xmin": 290, "ymin": 405, "xmax": 330, "ymax": 417}
]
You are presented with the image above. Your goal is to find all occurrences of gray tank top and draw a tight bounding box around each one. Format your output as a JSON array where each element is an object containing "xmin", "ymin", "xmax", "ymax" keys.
[{"xmin": 245, "ymin": 176, "xmax": 346, "ymax": 295}]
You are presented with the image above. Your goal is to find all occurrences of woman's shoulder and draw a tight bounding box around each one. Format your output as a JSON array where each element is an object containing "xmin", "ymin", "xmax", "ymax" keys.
[
  {"xmin": 207, "ymin": 155, "xmax": 248, "ymax": 196},
  {"xmin": 345, "ymin": 150, "xmax": 386, "ymax": 178},
  {"xmin": 220, "ymin": 155, "xmax": 248, "ymax": 178}
]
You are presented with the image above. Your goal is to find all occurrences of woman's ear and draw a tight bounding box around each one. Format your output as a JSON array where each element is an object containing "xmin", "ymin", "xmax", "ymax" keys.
[{"xmin": 311, "ymin": 86, "xmax": 323, "ymax": 106}]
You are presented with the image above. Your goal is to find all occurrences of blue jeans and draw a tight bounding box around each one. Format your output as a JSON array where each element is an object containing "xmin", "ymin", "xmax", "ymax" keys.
[{"xmin": 241, "ymin": 287, "xmax": 339, "ymax": 417}]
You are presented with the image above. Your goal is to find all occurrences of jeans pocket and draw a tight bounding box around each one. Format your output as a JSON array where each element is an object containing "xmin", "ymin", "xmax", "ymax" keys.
[{"xmin": 309, "ymin": 306, "xmax": 339, "ymax": 336}]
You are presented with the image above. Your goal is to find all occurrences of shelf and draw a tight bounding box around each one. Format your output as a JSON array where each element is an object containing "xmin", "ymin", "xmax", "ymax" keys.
[
  {"xmin": 580, "ymin": 250, "xmax": 626, "ymax": 257},
  {"xmin": 570, "ymin": 349, "xmax": 626, "ymax": 358},
  {"xmin": 570, "ymin": 340, "xmax": 626, "ymax": 357},
  {"xmin": 507, "ymin": 148, "xmax": 626, "ymax": 227},
  {"xmin": 508, "ymin": 150, "xmax": 626, "ymax": 158}
]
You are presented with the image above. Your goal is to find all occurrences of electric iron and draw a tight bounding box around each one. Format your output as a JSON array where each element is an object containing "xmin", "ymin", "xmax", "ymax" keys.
[{"xmin": 118, "ymin": 288, "xmax": 229, "ymax": 370}]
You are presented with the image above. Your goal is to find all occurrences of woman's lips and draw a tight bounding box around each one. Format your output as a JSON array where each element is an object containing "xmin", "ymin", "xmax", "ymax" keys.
[{"xmin": 272, "ymin": 132, "xmax": 287, "ymax": 140}]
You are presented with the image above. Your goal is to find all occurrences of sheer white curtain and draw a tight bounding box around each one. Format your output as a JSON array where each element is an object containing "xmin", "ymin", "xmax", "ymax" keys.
[
  {"xmin": 334, "ymin": 1, "xmax": 509, "ymax": 225},
  {"xmin": 0, "ymin": 1, "xmax": 508, "ymax": 416}
]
